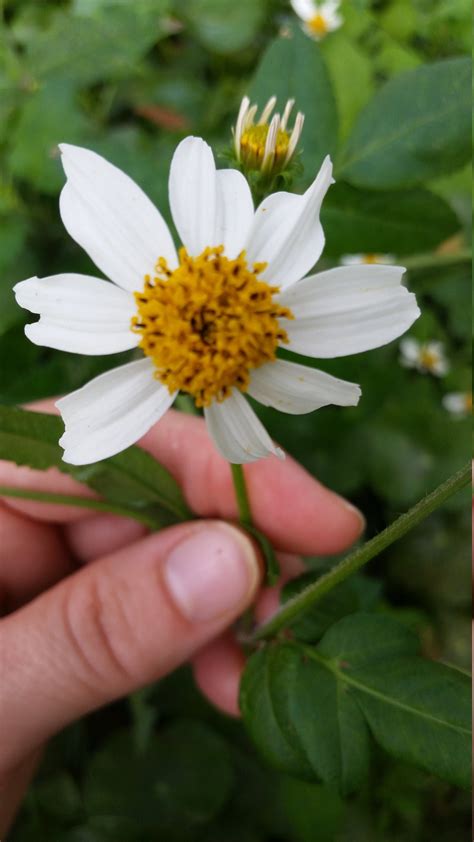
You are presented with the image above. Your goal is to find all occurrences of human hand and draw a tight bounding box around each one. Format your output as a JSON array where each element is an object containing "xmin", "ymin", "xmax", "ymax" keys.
[{"xmin": 0, "ymin": 403, "xmax": 364, "ymax": 834}]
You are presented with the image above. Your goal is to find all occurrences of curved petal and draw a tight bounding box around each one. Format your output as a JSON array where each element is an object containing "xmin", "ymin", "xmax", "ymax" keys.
[
  {"xmin": 215, "ymin": 169, "xmax": 254, "ymax": 259},
  {"xmin": 244, "ymin": 156, "xmax": 333, "ymax": 290},
  {"xmin": 290, "ymin": 0, "xmax": 316, "ymax": 20},
  {"xmin": 57, "ymin": 358, "xmax": 176, "ymax": 465},
  {"xmin": 14, "ymin": 274, "xmax": 138, "ymax": 355},
  {"xmin": 278, "ymin": 264, "xmax": 420, "ymax": 358},
  {"xmin": 59, "ymin": 144, "xmax": 177, "ymax": 292},
  {"xmin": 169, "ymin": 136, "xmax": 254, "ymax": 259},
  {"xmin": 247, "ymin": 359, "xmax": 361, "ymax": 414},
  {"xmin": 204, "ymin": 390, "xmax": 283, "ymax": 464}
]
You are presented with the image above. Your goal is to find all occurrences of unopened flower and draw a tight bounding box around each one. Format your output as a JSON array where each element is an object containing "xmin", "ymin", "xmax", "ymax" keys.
[
  {"xmin": 442, "ymin": 392, "xmax": 472, "ymax": 417},
  {"xmin": 291, "ymin": 0, "xmax": 343, "ymax": 40},
  {"xmin": 15, "ymin": 138, "xmax": 419, "ymax": 466},
  {"xmin": 341, "ymin": 253, "xmax": 395, "ymax": 266},
  {"xmin": 399, "ymin": 339, "xmax": 449, "ymax": 377},
  {"xmin": 234, "ymin": 95, "xmax": 304, "ymax": 176}
]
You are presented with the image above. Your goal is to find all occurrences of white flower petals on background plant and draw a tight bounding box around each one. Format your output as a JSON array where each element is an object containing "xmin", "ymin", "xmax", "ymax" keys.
[
  {"xmin": 15, "ymin": 137, "xmax": 419, "ymax": 466},
  {"xmin": 290, "ymin": 0, "xmax": 343, "ymax": 40},
  {"xmin": 399, "ymin": 338, "xmax": 449, "ymax": 377},
  {"xmin": 442, "ymin": 392, "xmax": 472, "ymax": 417},
  {"xmin": 340, "ymin": 253, "xmax": 395, "ymax": 266}
]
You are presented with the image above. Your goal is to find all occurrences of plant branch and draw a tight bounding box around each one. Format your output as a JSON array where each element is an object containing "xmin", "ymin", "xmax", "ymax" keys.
[
  {"xmin": 403, "ymin": 249, "xmax": 471, "ymax": 272},
  {"xmin": 231, "ymin": 464, "xmax": 253, "ymax": 526},
  {"xmin": 0, "ymin": 485, "xmax": 160, "ymax": 529},
  {"xmin": 252, "ymin": 462, "xmax": 471, "ymax": 642}
]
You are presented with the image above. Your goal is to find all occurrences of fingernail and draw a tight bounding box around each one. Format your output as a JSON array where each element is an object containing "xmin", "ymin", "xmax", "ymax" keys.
[
  {"xmin": 163, "ymin": 523, "xmax": 260, "ymax": 623},
  {"xmin": 342, "ymin": 499, "xmax": 366, "ymax": 534}
]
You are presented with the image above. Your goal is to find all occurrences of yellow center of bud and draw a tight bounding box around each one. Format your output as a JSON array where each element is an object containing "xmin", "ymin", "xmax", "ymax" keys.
[
  {"xmin": 362, "ymin": 254, "xmax": 380, "ymax": 264},
  {"xmin": 465, "ymin": 394, "xmax": 473, "ymax": 412},
  {"xmin": 308, "ymin": 13, "xmax": 329, "ymax": 36},
  {"xmin": 240, "ymin": 124, "xmax": 290, "ymax": 172},
  {"xmin": 132, "ymin": 246, "xmax": 293, "ymax": 407}
]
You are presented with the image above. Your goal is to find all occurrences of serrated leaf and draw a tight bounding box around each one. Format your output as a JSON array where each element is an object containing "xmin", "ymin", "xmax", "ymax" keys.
[
  {"xmin": 241, "ymin": 614, "xmax": 471, "ymax": 792},
  {"xmin": 281, "ymin": 572, "xmax": 370, "ymax": 642},
  {"xmin": 248, "ymin": 24, "xmax": 338, "ymax": 184},
  {"xmin": 340, "ymin": 58, "xmax": 471, "ymax": 188},
  {"xmin": 322, "ymin": 183, "xmax": 460, "ymax": 256},
  {"xmin": 0, "ymin": 406, "xmax": 190, "ymax": 524}
]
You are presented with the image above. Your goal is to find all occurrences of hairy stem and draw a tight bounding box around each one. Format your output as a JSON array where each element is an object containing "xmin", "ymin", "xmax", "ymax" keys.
[
  {"xmin": 252, "ymin": 462, "xmax": 471, "ymax": 642},
  {"xmin": 231, "ymin": 464, "xmax": 253, "ymax": 527}
]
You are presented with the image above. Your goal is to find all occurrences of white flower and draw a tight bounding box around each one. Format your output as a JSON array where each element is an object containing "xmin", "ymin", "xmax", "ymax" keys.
[
  {"xmin": 15, "ymin": 137, "xmax": 419, "ymax": 466},
  {"xmin": 399, "ymin": 339, "xmax": 449, "ymax": 377},
  {"xmin": 442, "ymin": 392, "xmax": 472, "ymax": 417},
  {"xmin": 341, "ymin": 253, "xmax": 395, "ymax": 266},
  {"xmin": 234, "ymin": 95, "xmax": 304, "ymax": 175},
  {"xmin": 290, "ymin": 0, "xmax": 343, "ymax": 40}
]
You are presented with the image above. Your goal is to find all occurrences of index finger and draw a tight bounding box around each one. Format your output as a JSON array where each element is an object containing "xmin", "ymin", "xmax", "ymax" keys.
[{"xmin": 0, "ymin": 401, "xmax": 364, "ymax": 556}]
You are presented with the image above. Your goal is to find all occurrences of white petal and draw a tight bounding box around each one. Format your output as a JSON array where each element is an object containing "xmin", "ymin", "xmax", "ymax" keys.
[
  {"xmin": 215, "ymin": 169, "xmax": 254, "ymax": 259},
  {"xmin": 59, "ymin": 144, "xmax": 177, "ymax": 292},
  {"xmin": 290, "ymin": 0, "xmax": 316, "ymax": 20},
  {"xmin": 244, "ymin": 156, "xmax": 333, "ymax": 290},
  {"xmin": 247, "ymin": 359, "xmax": 361, "ymax": 414},
  {"xmin": 399, "ymin": 337, "xmax": 421, "ymax": 364},
  {"xmin": 57, "ymin": 358, "xmax": 176, "ymax": 465},
  {"xmin": 204, "ymin": 390, "xmax": 283, "ymax": 464},
  {"xmin": 169, "ymin": 136, "xmax": 253, "ymax": 259},
  {"xmin": 278, "ymin": 265, "xmax": 420, "ymax": 358},
  {"xmin": 14, "ymin": 274, "xmax": 138, "ymax": 355},
  {"xmin": 169, "ymin": 137, "xmax": 218, "ymax": 257}
]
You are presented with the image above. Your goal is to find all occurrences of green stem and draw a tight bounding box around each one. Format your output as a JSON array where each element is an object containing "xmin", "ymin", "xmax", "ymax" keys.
[
  {"xmin": 403, "ymin": 249, "xmax": 471, "ymax": 272},
  {"xmin": 231, "ymin": 464, "xmax": 253, "ymax": 526},
  {"xmin": 252, "ymin": 462, "xmax": 471, "ymax": 642},
  {"xmin": 0, "ymin": 485, "xmax": 159, "ymax": 529}
]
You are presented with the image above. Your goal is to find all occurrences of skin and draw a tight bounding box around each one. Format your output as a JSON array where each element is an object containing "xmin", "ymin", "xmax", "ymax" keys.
[{"xmin": 0, "ymin": 402, "xmax": 364, "ymax": 836}]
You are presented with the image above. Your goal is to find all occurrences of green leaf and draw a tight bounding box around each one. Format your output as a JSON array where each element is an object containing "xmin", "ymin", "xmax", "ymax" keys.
[
  {"xmin": 84, "ymin": 723, "xmax": 234, "ymax": 833},
  {"xmin": 7, "ymin": 80, "xmax": 91, "ymax": 194},
  {"xmin": 241, "ymin": 614, "xmax": 471, "ymax": 792},
  {"xmin": 180, "ymin": 0, "xmax": 267, "ymax": 54},
  {"xmin": 320, "ymin": 32, "xmax": 374, "ymax": 142},
  {"xmin": 248, "ymin": 24, "xmax": 338, "ymax": 183},
  {"xmin": 23, "ymin": 3, "xmax": 171, "ymax": 87},
  {"xmin": 281, "ymin": 572, "xmax": 361, "ymax": 642},
  {"xmin": 322, "ymin": 183, "xmax": 460, "ymax": 256},
  {"xmin": 340, "ymin": 58, "xmax": 471, "ymax": 188},
  {"xmin": 0, "ymin": 406, "xmax": 190, "ymax": 523}
]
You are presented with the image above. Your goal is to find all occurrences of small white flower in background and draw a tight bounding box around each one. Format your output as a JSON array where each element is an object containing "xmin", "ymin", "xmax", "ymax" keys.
[
  {"xmin": 14, "ymin": 137, "xmax": 419, "ymax": 466},
  {"xmin": 399, "ymin": 339, "xmax": 449, "ymax": 377},
  {"xmin": 290, "ymin": 0, "xmax": 343, "ymax": 40},
  {"xmin": 340, "ymin": 253, "xmax": 395, "ymax": 267},
  {"xmin": 442, "ymin": 392, "xmax": 472, "ymax": 418},
  {"xmin": 234, "ymin": 95, "xmax": 305, "ymax": 175}
]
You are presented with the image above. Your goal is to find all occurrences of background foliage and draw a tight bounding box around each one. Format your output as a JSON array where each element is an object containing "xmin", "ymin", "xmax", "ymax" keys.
[{"xmin": 0, "ymin": 0, "xmax": 471, "ymax": 839}]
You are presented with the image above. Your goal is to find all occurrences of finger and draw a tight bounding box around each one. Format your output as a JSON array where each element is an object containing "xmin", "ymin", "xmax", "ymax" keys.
[
  {"xmin": 0, "ymin": 521, "xmax": 261, "ymax": 770},
  {"xmin": 65, "ymin": 514, "xmax": 147, "ymax": 563},
  {"xmin": 0, "ymin": 505, "xmax": 72, "ymax": 612},
  {"xmin": 1, "ymin": 403, "xmax": 364, "ymax": 555},
  {"xmin": 193, "ymin": 553, "xmax": 304, "ymax": 717},
  {"xmin": 193, "ymin": 635, "xmax": 245, "ymax": 717},
  {"xmin": 0, "ymin": 749, "xmax": 43, "ymax": 838}
]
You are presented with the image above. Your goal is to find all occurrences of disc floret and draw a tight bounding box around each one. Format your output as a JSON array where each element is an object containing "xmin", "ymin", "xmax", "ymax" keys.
[{"xmin": 132, "ymin": 246, "xmax": 293, "ymax": 408}]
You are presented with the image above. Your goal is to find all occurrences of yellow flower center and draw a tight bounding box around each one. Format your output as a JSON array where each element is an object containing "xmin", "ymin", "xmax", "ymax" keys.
[
  {"xmin": 464, "ymin": 393, "xmax": 472, "ymax": 412},
  {"xmin": 420, "ymin": 349, "xmax": 439, "ymax": 371},
  {"xmin": 362, "ymin": 253, "xmax": 380, "ymax": 264},
  {"xmin": 308, "ymin": 13, "xmax": 329, "ymax": 36},
  {"xmin": 131, "ymin": 246, "xmax": 293, "ymax": 408},
  {"xmin": 240, "ymin": 124, "xmax": 290, "ymax": 171}
]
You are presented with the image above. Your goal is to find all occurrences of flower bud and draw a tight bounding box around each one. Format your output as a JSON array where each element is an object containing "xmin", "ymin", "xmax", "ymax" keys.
[{"xmin": 233, "ymin": 96, "xmax": 305, "ymax": 178}]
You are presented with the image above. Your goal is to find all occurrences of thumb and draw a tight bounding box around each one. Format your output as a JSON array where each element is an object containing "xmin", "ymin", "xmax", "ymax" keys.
[{"xmin": 1, "ymin": 521, "xmax": 260, "ymax": 770}]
